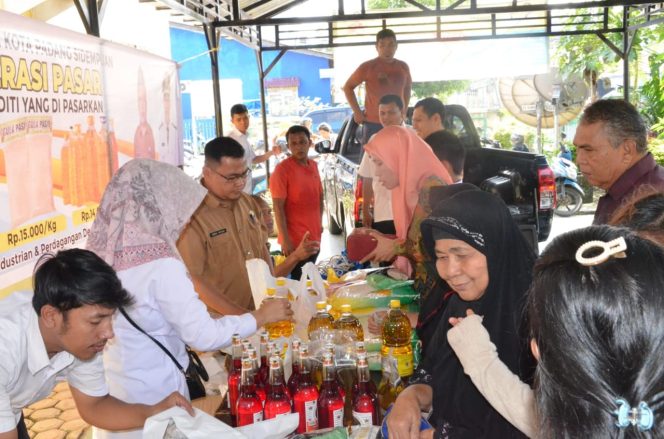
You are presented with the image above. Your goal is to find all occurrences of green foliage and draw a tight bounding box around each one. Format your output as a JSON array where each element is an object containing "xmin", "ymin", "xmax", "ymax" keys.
[
  {"xmin": 554, "ymin": 8, "xmax": 662, "ymax": 100},
  {"xmin": 650, "ymin": 139, "xmax": 664, "ymax": 166},
  {"xmin": 368, "ymin": 0, "xmax": 440, "ymax": 8},
  {"xmin": 638, "ymin": 53, "xmax": 664, "ymax": 131},
  {"xmin": 411, "ymin": 80, "xmax": 470, "ymax": 101},
  {"xmin": 493, "ymin": 130, "xmax": 509, "ymax": 149},
  {"xmin": 554, "ymin": 9, "xmax": 624, "ymax": 80}
]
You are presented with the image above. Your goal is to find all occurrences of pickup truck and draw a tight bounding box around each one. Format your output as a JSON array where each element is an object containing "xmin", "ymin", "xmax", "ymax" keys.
[{"xmin": 318, "ymin": 104, "xmax": 554, "ymax": 251}]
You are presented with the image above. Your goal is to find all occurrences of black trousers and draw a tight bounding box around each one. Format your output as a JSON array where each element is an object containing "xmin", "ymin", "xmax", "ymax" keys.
[
  {"xmin": 291, "ymin": 253, "xmax": 319, "ymax": 281},
  {"xmin": 372, "ymin": 220, "xmax": 396, "ymax": 235},
  {"xmin": 17, "ymin": 414, "xmax": 30, "ymax": 439}
]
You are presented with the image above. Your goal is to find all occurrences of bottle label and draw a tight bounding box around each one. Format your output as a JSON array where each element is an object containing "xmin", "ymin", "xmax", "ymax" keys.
[
  {"xmin": 331, "ymin": 407, "xmax": 344, "ymax": 427},
  {"xmin": 353, "ymin": 410, "xmax": 374, "ymax": 426},
  {"xmin": 395, "ymin": 352, "xmax": 413, "ymax": 377},
  {"xmin": 386, "ymin": 347, "xmax": 413, "ymax": 377},
  {"xmin": 237, "ymin": 409, "xmax": 262, "ymax": 426},
  {"xmin": 305, "ymin": 399, "xmax": 318, "ymax": 431},
  {"xmin": 253, "ymin": 411, "xmax": 263, "ymax": 424}
]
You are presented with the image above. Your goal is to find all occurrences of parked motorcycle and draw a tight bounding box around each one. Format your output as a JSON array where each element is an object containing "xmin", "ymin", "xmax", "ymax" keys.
[{"xmin": 551, "ymin": 155, "xmax": 584, "ymax": 217}]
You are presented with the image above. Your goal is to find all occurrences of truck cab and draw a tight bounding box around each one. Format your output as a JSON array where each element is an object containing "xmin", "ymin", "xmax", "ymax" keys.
[{"xmin": 319, "ymin": 104, "xmax": 554, "ymax": 250}]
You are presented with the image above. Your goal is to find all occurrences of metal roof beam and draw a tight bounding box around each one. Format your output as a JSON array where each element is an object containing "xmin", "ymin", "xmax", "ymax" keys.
[
  {"xmin": 254, "ymin": 0, "xmax": 309, "ymax": 19},
  {"xmin": 217, "ymin": 1, "xmax": 657, "ymax": 27}
]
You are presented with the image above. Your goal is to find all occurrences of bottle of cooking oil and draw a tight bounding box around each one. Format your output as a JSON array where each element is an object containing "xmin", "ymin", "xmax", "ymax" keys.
[
  {"xmin": 377, "ymin": 355, "xmax": 405, "ymax": 412},
  {"xmin": 333, "ymin": 304, "xmax": 364, "ymax": 341},
  {"xmin": 306, "ymin": 280, "xmax": 320, "ymax": 298},
  {"xmin": 264, "ymin": 287, "xmax": 294, "ymax": 339},
  {"xmin": 380, "ymin": 300, "xmax": 413, "ymax": 379},
  {"xmin": 308, "ymin": 301, "xmax": 334, "ymax": 338},
  {"xmin": 276, "ymin": 277, "xmax": 295, "ymax": 301}
]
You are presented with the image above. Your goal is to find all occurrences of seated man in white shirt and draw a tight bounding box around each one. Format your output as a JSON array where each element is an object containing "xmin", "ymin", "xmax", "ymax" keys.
[
  {"xmin": 358, "ymin": 93, "xmax": 406, "ymax": 235},
  {"xmin": 0, "ymin": 249, "xmax": 193, "ymax": 439}
]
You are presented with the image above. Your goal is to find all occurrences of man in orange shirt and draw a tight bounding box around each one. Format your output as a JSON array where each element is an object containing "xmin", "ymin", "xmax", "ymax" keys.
[
  {"xmin": 269, "ymin": 125, "xmax": 323, "ymax": 280},
  {"xmin": 343, "ymin": 28, "xmax": 412, "ymax": 145}
]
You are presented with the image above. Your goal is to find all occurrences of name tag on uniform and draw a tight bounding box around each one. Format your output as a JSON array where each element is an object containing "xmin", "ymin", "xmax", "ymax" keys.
[{"xmin": 210, "ymin": 228, "xmax": 227, "ymax": 237}]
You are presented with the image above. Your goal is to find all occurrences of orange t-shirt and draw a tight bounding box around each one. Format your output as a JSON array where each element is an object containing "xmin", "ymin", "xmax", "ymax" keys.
[
  {"xmin": 347, "ymin": 57, "xmax": 411, "ymax": 123},
  {"xmin": 269, "ymin": 157, "xmax": 323, "ymax": 247}
]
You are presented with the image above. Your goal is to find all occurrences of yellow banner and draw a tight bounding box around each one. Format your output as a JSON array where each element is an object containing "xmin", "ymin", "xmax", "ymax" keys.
[{"xmin": 0, "ymin": 215, "xmax": 67, "ymax": 252}]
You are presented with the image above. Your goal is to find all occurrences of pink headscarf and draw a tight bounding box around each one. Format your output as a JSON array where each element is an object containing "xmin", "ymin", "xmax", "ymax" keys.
[
  {"xmin": 364, "ymin": 126, "xmax": 452, "ymax": 273},
  {"xmin": 87, "ymin": 159, "xmax": 206, "ymax": 271}
]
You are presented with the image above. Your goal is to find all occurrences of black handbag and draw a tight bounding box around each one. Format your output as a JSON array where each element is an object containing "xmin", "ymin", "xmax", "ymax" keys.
[{"xmin": 119, "ymin": 307, "xmax": 209, "ymax": 400}]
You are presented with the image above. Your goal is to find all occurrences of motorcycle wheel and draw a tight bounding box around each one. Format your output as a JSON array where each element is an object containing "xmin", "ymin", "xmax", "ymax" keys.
[{"xmin": 554, "ymin": 186, "xmax": 583, "ymax": 217}]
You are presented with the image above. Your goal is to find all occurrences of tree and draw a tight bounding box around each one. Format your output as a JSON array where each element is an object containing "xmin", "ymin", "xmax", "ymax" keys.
[
  {"xmin": 639, "ymin": 53, "xmax": 664, "ymax": 135},
  {"xmin": 554, "ymin": 7, "xmax": 660, "ymax": 102},
  {"xmin": 411, "ymin": 80, "xmax": 470, "ymax": 101},
  {"xmin": 368, "ymin": 0, "xmax": 443, "ymax": 9}
]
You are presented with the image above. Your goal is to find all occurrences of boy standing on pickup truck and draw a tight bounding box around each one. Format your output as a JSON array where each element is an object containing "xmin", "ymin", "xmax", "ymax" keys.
[
  {"xmin": 343, "ymin": 29, "xmax": 412, "ymax": 145},
  {"xmin": 270, "ymin": 125, "xmax": 323, "ymax": 280}
]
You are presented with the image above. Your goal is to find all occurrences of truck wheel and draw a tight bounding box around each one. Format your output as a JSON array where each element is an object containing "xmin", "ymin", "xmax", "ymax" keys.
[
  {"xmin": 554, "ymin": 186, "xmax": 583, "ymax": 217},
  {"xmin": 327, "ymin": 209, "xmax": 343, "ymax": 235}
]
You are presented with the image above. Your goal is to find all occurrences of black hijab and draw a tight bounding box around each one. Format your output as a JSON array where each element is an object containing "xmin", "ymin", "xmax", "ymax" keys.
[
  {"xmin": 417, "ymin": 190, "xmax": 536, "ymax": 438},
  {"xmin": 416, "ymin": 183, "xmax": 481, "ymax": 356}
]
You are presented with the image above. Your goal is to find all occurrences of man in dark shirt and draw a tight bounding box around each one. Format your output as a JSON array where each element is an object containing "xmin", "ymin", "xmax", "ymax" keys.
[{"xmin": 573, "ymin": 99, "xmax": 664, "ymax": 225}]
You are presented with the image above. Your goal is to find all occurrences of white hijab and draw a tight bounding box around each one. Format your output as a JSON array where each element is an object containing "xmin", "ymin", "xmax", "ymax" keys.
[{"xmin": 86, "ymin": 159, "xmax": 206, "ymax": 271}]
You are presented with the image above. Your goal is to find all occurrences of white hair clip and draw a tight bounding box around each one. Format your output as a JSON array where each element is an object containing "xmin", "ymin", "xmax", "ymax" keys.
[{"xmin": 575, "ymin": 236, "xmax": 627, "ymax": 266}]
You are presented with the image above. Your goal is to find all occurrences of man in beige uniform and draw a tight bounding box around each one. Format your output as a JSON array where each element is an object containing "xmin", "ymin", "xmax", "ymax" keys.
[{"xmin": 178, "ymin": 137, "xmax": 272, "ymax": 313}]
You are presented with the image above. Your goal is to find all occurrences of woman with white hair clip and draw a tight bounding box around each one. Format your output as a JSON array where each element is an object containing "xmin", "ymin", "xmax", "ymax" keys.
[{"xmin": 527, "ymin": 226, "xmax": 664, "ymax": 437}]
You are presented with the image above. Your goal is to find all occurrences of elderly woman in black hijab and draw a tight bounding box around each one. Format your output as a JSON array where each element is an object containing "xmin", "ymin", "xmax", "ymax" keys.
[{"xmin": 386, "ymin": 190, "xmax": 536, "ymax": 439}]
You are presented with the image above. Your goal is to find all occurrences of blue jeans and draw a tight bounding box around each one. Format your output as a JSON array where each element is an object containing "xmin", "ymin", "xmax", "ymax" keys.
[{"xmin": 361, "ymin": 122, "xmax": 383, "ymax": 146}]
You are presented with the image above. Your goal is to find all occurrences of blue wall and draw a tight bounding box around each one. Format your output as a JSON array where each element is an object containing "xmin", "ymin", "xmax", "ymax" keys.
[{"xmin": 170, "ymin": 26, "xmax": 332, "ymax": 104}]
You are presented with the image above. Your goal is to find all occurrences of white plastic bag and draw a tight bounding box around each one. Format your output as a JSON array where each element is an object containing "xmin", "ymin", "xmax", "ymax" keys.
[
  {"xmin": 236, "ymin": 413, "xmax": 299, "ymax": 439},
  {"xmin": 292, "ymin": 262, "xmax": 326, "ymax": 339},
  {"xmin": 143, "ymin": 407, "xmax": 299, "ymax": 439},
  {"xmin": 143, "ymin": 407, "xmax": 246, "ymax": 439},
  {"xmin": 245, "ymin": 258, "xmax": 300, "ymax": 307}
]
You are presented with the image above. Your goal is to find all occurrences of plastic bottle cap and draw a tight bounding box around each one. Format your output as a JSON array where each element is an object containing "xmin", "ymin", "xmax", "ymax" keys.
[
  {"xmin": 316, "ymin": 301, "xmax": 327, "ymax": 310},
  {"xmin": 306, "ymin": 280, "xmax": 313, "ymax": 287},
  {"xmin": 341, "ymin": 304, "xmax": 351, "ymax": 312},
  {"xmin": 266, "ymin": 287, "xmax": 276, "ymax": 296},
  {"xmin": 390, "ymin": 299, "xmax": 401, "ymax": 309},
  {"xmin": 276, "ymin": 278, "xmax": 286, "ymax": 286}
]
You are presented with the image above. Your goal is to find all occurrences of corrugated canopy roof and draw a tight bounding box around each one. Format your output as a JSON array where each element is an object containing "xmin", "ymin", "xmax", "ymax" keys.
[{"xmin": 143, "ymin": 0, "xmax": 664, "ymax": 50}]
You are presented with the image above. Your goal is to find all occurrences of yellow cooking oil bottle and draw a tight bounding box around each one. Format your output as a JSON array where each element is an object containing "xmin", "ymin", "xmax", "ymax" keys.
[
  {"xmin": 380, "ymin": 299, "xmax": 413, "ymax": 379},
  {"xmin": 307, "ymin": 301, "xmax": 334, "ymax": 338},
  {"xmin": 276, "ymin": 277, "xmax": 295, "ymax": 301},
  {"xmin": 333, "ymin": 304, "xmax": 364, "ymax": 341},
  {"xmin": 263, "ymin": 287, "xmax": 294, "ymax": 339}
]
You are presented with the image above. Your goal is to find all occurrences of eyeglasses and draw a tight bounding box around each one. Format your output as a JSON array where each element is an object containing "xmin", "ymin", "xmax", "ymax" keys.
[{"xmin": 208, "ymin": 166, "xmax": 251, "ymax": 183}]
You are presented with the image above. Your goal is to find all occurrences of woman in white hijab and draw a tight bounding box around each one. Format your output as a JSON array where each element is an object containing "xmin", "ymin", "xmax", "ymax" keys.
[{"xmin": 87, "ymin": 159, "xmax": 292, "ymax": 438}]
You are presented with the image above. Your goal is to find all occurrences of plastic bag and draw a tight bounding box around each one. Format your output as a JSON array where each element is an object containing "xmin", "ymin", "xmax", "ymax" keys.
[
  {"xmin": 143, "ymin": 407, "xmax": 246, "ymax": 438},
  {"xmin": 328, "ymin": 280, "xmax": 418, "ymax": 311},
  {"xmin": 292, "ymin": 262, "xmax": 326, "ymax": 339},
  {"xmin": 246, "ymin": 259, "xmax": 301, "ymax": 306},
  {"xmin": 144, "ymin": 407, "xmax": 299, "ymax": 439}
]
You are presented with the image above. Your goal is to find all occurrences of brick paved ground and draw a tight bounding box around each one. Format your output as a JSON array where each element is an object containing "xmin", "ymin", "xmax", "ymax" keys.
[{"xmin": 23, "ymin": 381, "xmax": 91, "ymax": 439}]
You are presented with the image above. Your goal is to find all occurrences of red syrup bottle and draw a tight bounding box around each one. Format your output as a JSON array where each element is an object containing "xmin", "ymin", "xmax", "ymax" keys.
[
  {"xmin": 227, "ymin": 333, "xmax": 242, "ymax": 426},
  {"xmin": 352, "ymin": 353, "xmax": 379, "ymax": 426},
  {"xmin": 318, "ymin": 352, "xmax": 345, "ymax": 429},
  {"xmin": 287, "ymin": 338, "xmax": 302, "ymax": 397},
  {"xmin": 236, "ymin": 357, "xmax": 263, "ymax": 426},
  {"xmin": 293, "ymin": 345, "xmax": 319, "ymax": 433},
  {"xmin": 264, "ymin": 355, "xmax": 292, "ymax": 419}
]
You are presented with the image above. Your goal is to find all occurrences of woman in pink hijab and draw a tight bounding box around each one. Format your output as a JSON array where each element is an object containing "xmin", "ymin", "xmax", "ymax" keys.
[{"xmin": 361, "ymin": 125, "xmax": 452, "ymax": 299}]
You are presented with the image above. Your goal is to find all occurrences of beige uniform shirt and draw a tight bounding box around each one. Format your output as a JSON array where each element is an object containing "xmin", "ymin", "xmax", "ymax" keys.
[{"xmin": 177, "ymin": 191, "xmax": 270, "ymax": 310}]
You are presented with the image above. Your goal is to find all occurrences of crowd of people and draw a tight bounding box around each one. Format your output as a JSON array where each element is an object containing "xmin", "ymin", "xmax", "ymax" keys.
[{"xmin": 1, "ymin": 27, "xmax": 663, "ymax": 439}]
